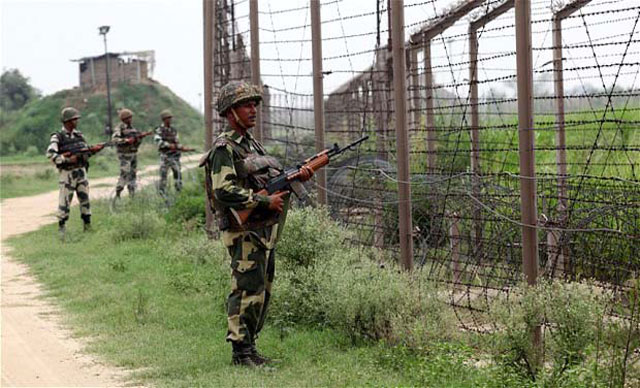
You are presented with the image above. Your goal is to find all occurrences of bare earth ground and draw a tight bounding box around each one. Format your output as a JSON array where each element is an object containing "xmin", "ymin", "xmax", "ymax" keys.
[{"xmin": 1, "ymin": 157, "xmax": 200, "ymax": 387}]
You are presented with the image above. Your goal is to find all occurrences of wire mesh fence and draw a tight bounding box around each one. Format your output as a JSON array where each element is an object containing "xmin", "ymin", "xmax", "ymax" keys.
[{"xmin": 207, "ymin": 0, "xmax": 639, "ymax": 377}]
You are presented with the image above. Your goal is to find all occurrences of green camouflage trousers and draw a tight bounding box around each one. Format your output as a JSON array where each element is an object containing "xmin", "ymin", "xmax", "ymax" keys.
[
  {"xmin": 159, "ymin": 153, "xmax": 182, "ymax": 194},
  {"xmin": 57, "ymin": 167, "xmax": 90, "ymax": 221},
  {"xmin": 223, "ymin": 223, "xmax": 280, "ymax": 345},
  {"xmin": 116, "ymin": 152, "xmax": 138, "ymax": 193}
]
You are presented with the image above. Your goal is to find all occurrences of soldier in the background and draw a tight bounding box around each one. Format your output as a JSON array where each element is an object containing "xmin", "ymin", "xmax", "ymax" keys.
[
  {"xmin": 154, "ymin": 109, "xmax": 183, "ymax": 196},
  {"xmin": 112, "ymin": 108, "xmax": 143, "ymax": 199},
  {"xmin": 46, "ymin": 107, "xmax": 92, "ymax": 239},
  {"xmin": 202, "ymin": 81, "xmax": 312, "ymax": 367}
]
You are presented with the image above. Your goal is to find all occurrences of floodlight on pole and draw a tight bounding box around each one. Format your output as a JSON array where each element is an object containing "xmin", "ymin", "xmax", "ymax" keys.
[{"xmin": 99, "ymin": 25, "xmax": 113, "ymax": 136}]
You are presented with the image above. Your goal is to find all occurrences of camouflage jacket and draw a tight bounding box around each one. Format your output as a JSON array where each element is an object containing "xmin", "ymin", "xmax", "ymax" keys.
[
  {"xmin": 46, "ymin": 127, "xmax": 88, "ymax": 169},
  {"xmin": 208, "ymin": 127, "xmax": 272, "ymax": 210},
  {"xmin": 153, "ymin": 125, "xmax": 180, "ymax": 155},
  {"xmin": 112, "ymin": 122, "xmax": 142, "ymax": 153}
]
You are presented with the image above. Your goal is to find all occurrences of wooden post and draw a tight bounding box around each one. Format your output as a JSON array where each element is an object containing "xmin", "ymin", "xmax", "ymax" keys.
[
  {"xmin": 311, "ymin": 0, "xmax": 327, "ymax": 206},
  {"xmin": 391, "ymin": 0, "xmax": 414, "ymax": 271}
]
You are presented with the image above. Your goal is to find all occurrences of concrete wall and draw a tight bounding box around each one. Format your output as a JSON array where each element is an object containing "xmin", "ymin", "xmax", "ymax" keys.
[{"xmin": 79, "ymin": 55, "xmax": 149, "ymax": 88}]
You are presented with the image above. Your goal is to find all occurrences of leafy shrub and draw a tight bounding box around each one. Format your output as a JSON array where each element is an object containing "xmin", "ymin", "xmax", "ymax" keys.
[
  {"xmin": 486, "ymin": 280, "xmax": 612, "ymax": 384},
  {"xmin": 165, "ymin": 171, "xmax": 206, "ymax": 225},
  {"xmin": 276, "ymin": 206, "xmax": 344, "ymax": 269},
  {"xmin": 272, "ymin": 207, "xmax": 455, "ymax": 345},
  {"xmin": 107, "ymin": 211, "xmax": 165, "ymax": 242}
]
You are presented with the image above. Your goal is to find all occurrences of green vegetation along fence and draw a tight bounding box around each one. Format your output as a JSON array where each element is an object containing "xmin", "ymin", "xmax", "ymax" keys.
[{"xmin": 205, "ymin": 0, "xmax": 639, "ymax": 380}]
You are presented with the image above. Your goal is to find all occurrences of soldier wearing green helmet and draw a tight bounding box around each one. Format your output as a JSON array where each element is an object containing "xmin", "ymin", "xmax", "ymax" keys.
[
  {"xmin": 154, "ymin": 109, "xmax": 184, "ymax": 195},
  {"xmin": 201, "ymin": 81, "xmax": 312, "ymax": 367},
  {"xmin": 111, "ymin": 107, "xmax": 143, "ymax": 199},
  {"xmin": 46, "ymin": 107, "xmax": 93, "ymax": 239}
]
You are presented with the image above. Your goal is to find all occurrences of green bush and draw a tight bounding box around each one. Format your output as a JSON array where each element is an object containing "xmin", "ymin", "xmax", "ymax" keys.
[
  {"xmin": 276, "ymin": 206, "xmax": 344, "ymax": 269},
  {"xmin": 272, "ymin": 207, "xmax": 455, "ymax": 346},
  {"xmin": 107, "ymin": 211, "xmax": 165, "ymax": 242},
  {"xmin": 486, "ymin": 280, "xmax": 613, "ymax": 384}
]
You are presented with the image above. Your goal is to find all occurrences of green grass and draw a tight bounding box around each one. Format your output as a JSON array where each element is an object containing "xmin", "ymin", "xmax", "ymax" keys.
[{"xmin": 7, "ymin": 192, "xmax": 527, "ymax": 387}]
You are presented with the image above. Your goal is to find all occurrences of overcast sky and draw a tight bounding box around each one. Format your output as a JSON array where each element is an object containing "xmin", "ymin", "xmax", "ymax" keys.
[{"xmin": 2, "ymin": 0, "xmax": 638, "ymax": 112}]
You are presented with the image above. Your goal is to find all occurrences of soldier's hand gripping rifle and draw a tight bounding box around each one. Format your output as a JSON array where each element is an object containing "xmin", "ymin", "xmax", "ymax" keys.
[
  {"xmin": 232, "ymin": 135, "xmax": 369, "ymax": 226},
  {"xmin": 125, "ymin": 130, "xmax": 153, "ymax": 144}
]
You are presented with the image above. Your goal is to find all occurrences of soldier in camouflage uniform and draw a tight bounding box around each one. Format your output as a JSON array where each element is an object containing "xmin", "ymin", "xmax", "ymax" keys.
[
  {"xmin": 46, "ymin": 107, "xmax": 92, "ymax": 238},
  {"xmin": 112, "ymin": 108, "xmax": 142, "ymax": 198},
  {"xmin": 154, "ymin": 109, "xmax": 182, "ymax": 195},
  {"xmin": 201, "ymin": 81, "xmax": 312, "ymax": 367}
]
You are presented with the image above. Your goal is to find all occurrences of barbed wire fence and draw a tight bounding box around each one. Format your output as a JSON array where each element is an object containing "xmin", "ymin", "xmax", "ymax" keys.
[{"xmin": 205, "ymin": 0, "xmax": 639, "ymax": 379}]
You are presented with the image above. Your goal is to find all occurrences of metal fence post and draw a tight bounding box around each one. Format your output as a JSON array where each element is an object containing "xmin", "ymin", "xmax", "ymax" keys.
[
  {"xmin": 391, "ymin": 0, "xmax": 414, "ymax": 271},
  {"xmin": 515, "ymin": 0, "xmax": 541, "ymax": 366},
  {"xmin": 423, "ymin": 39, "xmax": 436, "ymax": 173},
  {"xmin": 203, "ymin": 0, "xmax": 216, "ymax": 237},
  {"xmin": 249, "ymin": 0, "xmax": 262, "ymax": 142},
  {"xmin": 468, "ymin": 26, "xmax": 483, "ymax": 258},
  {"xmin": 311, "ymin": 0, "xmax": 328, "ymax": 206}
]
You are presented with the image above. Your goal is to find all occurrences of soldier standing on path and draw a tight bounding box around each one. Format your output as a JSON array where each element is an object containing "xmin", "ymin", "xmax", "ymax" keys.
[
  {"xmin": 112, "ymin": 108, "xmax": 143, "ymax": 199},
  {"xmin": 201, "ymin": 81, "xmax": 312, "ymax": 367},
  {"xmin": 46, "ymin": 107, "xmax": 93, "ymax": 239},
  {"xmin": 154, "ymin": 109, "xmax": 182, "ymax": 196}
]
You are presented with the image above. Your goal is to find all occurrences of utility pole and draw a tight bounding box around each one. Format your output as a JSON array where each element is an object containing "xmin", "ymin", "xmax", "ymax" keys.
[{"xmin": 98, "ymin": 26, "xmax": 113, "ymax": 136}]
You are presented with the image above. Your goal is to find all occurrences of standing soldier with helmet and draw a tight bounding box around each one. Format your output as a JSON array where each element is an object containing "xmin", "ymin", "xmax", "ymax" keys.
[
  {"xmin": 201, "ymin": 81, "xmax": 312, "ymax": 367},
  {"xmin": 111, "ymin": 108, "xmax": 150, "ymax": 199},
  {"xmin": 46, "ymin": 107, "xmax": 94, "ymax": 239},
  {"xmin": 154, "ymin": 109, "xmax": 183, "ymax": 196}
]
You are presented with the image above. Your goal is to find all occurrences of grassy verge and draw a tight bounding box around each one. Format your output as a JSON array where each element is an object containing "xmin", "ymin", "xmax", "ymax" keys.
[
  {"xmin": 7, "ymin": 190, "xmax": 519, "ymax": 387},
  {"xmin": 9, "ymin": 174, "xmax": 631, "ymax": 387}
]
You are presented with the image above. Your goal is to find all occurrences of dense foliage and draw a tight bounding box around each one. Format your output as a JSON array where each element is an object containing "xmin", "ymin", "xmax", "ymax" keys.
[{"xmin": 0, "ymin": 81, "xmax": 203, "ymax": 156}]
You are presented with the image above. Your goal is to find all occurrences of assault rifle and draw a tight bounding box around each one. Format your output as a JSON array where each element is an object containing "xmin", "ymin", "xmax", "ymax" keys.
[
  {"xmin": 61, "ymin": 141, "xmax": 114, "ymax": 159},
  {"xmin": 125, "ymin": 130, "xmax": 153, "ymax": 144},
  {"xmin": 231, "ymin": 135, "xmax": 369, "ymax": 226},
  {"xmin": 168, "ymin": 144, "xmax": 198, "ymax": 152}
]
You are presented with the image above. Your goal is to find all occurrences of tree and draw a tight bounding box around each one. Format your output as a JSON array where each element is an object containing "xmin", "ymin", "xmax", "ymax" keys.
[{"xmin": 0, "ymin": 69, "xmax": 40, "ymax": 111}]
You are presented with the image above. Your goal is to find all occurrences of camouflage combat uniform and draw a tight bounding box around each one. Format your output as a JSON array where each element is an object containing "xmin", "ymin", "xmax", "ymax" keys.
[
  {"xmin": 112, "ymin": 121, "xmax": 142, "ymax": 196},
  {"xmin": 154, "ymin": 122, "xmax": 182, "ymax": 194},
  {"xmin": 204, "ymin": 126, "xmax": 285, "ymax": 348},
  {"xmin": 46, "ymin": 128, "xmax": 91, "ymax": 225}
]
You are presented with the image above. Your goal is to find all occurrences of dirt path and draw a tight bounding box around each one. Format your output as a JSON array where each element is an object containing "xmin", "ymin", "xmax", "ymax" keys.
[{"xmin": 1, "ymin": 157, "xmax": 200, "ymax": 387}]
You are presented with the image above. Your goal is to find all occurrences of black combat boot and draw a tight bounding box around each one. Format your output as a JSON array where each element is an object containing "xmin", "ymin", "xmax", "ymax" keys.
[
  {"xmin": 249, "ymin": 342, "xmax": 277, "ymax": 365},
  {"xmin": 81, "ymin": 214, "xmax": 91, "ymax": 232},
  {"xmin": 58, "ymin": 219, "xmax": 66, "ymax": 242},
  {"xmin": 231, "ymin": 342, "xmax": 257, "ymax": 367}
]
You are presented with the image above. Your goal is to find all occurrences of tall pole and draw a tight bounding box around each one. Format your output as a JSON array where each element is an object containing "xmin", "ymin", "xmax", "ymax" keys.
[
  {"xmin": 515, "ymin": 0, "xmax": 541, "ymax": 365},
  {"xmin": 204, "ymin": 0, "xmax": 216, "ymax": 235},
  {"xmin": 468, "ymin": 27, "xmax": 483, "ymax": 257},
  {"xmin": 391, "ymin": 0, "xmax": 414, "ymax": 271},
  {"xmin": 423, "ymin": 39, "xmax": 436, "ymax": 172},
  {"xmin": 553, "ymin": 16, "xmax": 567, "ymax": 212},
  {"xmin": 99, "ymin": 27, "xmax": 113, "ymax": 136},
  {"xmin": 249, "ymin": 0, "xmax": 263, "ymax": 143},
  {"xmin": 310, "ymin": 0, "xmax": 327, "ymax": 206}
]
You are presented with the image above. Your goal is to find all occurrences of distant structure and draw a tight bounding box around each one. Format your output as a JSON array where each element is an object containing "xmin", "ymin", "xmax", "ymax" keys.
[{"xmin": 71, "ymin": 51, "xmax": 155, "ymax": 89}]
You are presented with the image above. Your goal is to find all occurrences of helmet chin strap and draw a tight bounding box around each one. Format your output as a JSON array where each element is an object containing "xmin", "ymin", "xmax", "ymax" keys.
[{"xmin": 230, "ymin": 108, "xmax": 248, "ymax": 130}]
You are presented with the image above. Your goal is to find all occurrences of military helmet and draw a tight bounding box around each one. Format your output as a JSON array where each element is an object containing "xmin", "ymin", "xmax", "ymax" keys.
[
  {"xmin": 60, "ymin": 107, "xmax": 81, "ymax": 122},
  {"xmin": 216, "ymin": 81, "xmax": 262, "ymax": 117},
  {"xmin": 160, "ymin": 109, "xmax": 173, "ymax": 120},
  {"xmin": 119, "ymin": 108, "xmax": 133, "ymax": 121}
]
